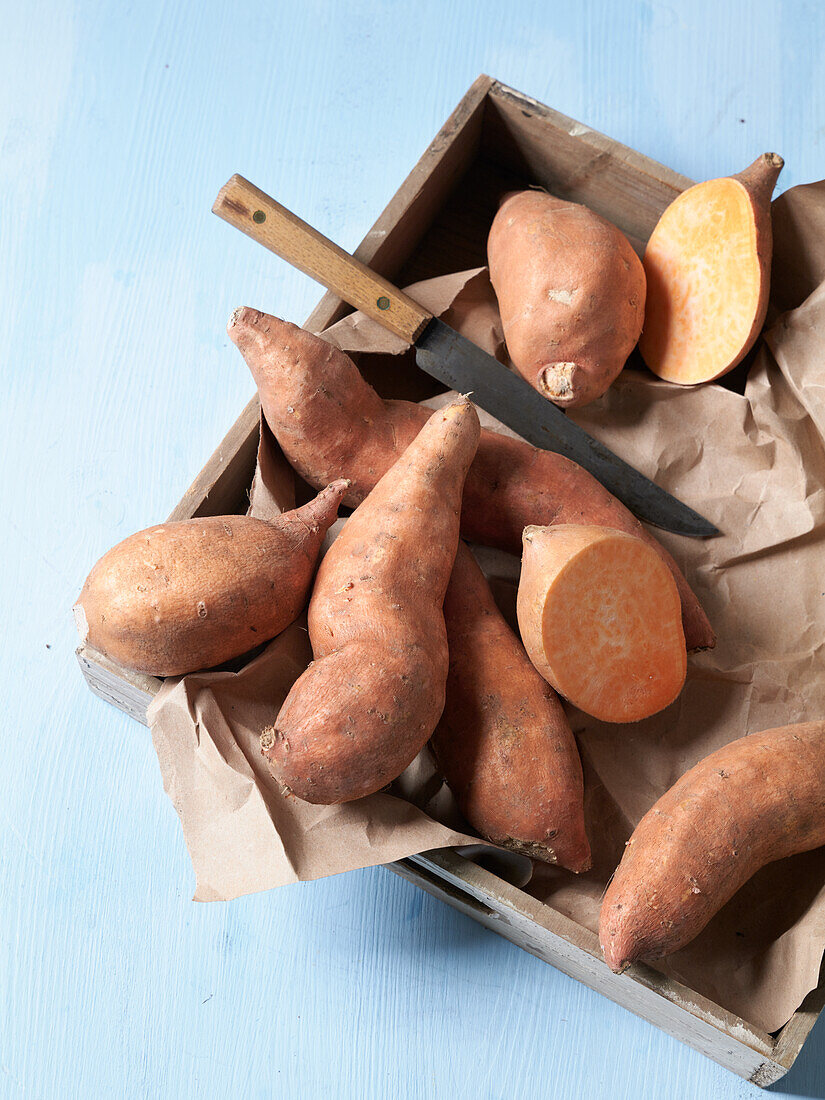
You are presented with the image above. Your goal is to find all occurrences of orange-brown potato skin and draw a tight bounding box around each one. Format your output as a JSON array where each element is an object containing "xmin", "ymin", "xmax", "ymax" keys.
[
  {"xmin": 431, "ymin": 543, "xmax": 591, "ymax": 872},
  {"xmin": 487, "ymin": 190, "xmax": 646, "ymax": 408},
  {"xmin": 263, "ymin": 399, "xmax": 480, "ymax": 805},
  {"xmin": 228, "ymin": 309, "xmax": 714, "ymax": 652},
  {"xmin": 732, "ymin": 155, "xmax": 782, "ymax": 364},
  {"xmin": 600, "ymin": 722, "xmax": 825, "ymax": 972},
  {"xmin": 74, "ymin": 480, "xmax": 349, "ymax": 677}
]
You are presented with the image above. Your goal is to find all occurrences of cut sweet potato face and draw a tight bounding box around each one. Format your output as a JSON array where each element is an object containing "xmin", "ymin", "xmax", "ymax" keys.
[
  {"xmin": 517, "ymin": 525, "xmax": 686, "ymax": 723},
  {"xmin": 640, "ymin": 153, "xmax": 782, "ymax": 385}
]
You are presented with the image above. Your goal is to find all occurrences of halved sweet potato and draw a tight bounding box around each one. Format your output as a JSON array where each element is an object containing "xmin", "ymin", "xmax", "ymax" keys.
[
  {"xmin": 640, "ymin": 153, "xmax": 783, "ymax": 384},
  {"xmin": 517, "ymin": 524, "xmax": 686, "ymax": 723}
]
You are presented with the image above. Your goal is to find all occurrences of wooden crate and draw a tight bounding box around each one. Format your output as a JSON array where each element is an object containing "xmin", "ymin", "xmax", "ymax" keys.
[{"xmin": 75, "ymin": 75, "xmax": 824, "ymax": 1085}]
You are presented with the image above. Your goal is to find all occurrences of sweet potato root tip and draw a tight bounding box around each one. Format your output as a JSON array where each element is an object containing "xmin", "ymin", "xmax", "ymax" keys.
[
  {"xmin": 517, "ymin": 525, "xmax": 686, "ymax": 723},
  {"xmin": 431, "ymin": 543, "xmax": 590, "ymax": 872},
  {"xmin": 736, "ymin": 152, "xmax": 784, "ymax": 205},
  {"xmin": 538, "ymin": 362, "xmax": 580, "ymax": 402},
  {"xmin": 228, "ymin": 309, "xmax": 714, "ymax": 652},
  {"xmin": 488, "ymin": 190, "xmax": 646, "ymax": 408},
  {"xmin": 75, "ymin": 480, "xmax": 348, "ymax": 677},
  {"xmin": 599, "ymin": 721, "xmax": 825, "ymax": 970},
  {"xmin": 640, "ymin": 153, "xmax": 782, "ymax": 385},
  {"xmin": 265, "ymin": 399, "xmax": 481, "ymax": 804}
]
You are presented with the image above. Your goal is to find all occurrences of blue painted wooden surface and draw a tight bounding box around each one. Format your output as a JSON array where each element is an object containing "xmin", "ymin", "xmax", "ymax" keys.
[{"xmin": 3, "ymin": 1, "xmax": 825, "ymax": 1096}]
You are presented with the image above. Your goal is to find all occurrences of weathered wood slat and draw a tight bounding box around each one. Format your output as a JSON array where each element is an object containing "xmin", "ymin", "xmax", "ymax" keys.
[
  {"xmin": 392, "ymin": 850, "xmax": 786, "ymax": 1085},
  {"xmin": 77, "ymin": 645, "xmax": 157, "ymax": 726},
  {"xmin": 483, "ymin": 83, "xmax": 694, "ymax": 253}
]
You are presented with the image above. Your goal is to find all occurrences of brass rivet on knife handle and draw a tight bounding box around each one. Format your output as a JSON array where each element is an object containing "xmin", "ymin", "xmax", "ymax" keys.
[{"xmin": 212, "ymin": 175, "xmax": 432, "ymax": 344}]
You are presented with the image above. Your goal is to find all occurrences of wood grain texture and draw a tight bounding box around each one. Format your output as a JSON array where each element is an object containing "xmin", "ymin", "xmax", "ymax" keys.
[
  {"xmin": 5, "ymin": 1, "xmax": 825, "ymax": 1098},
  {"xmin": 213, "ymin": 176, "xmax": 433, "ymax": 341}
]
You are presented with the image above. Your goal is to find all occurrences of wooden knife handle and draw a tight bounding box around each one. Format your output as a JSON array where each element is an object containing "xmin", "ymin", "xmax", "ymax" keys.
[{"xmin": 212, "ymin": 174, "xmax": 432, "ymax": 343}]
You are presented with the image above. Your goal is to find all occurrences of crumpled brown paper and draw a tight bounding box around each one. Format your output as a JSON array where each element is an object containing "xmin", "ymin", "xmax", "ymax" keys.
[{"xmin": 149, "ymin": 184, "xmax": 825, "ymax": 1033}]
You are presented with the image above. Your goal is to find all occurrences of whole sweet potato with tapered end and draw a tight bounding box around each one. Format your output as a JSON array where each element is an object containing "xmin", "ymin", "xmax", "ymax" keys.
[
  {"xmin": 262, "ymin": 398, "xmax": 480, "ymax": 805},
  {"xmin": 600, "ymin": 722, "xmax": 825, "ymax": 972},
  {"xmin": 228, "ymin": 308, "xmax": 714, "ymax": 652},
  {"xmin": 431, "ymin": 543, "xmax": 590, "ymax": 872},
  {"xmin": 74, "ymin": 480, "xmax": 349, "ymax": 677},
  {"xmin": 640, "ymin": 153, "xmax": 783, "ymax": 384},
  {"xmin": 517, "ymin": 525, "xmax": 686, "ymax": 723},
  {"xmin": 487, "ymin": 190, "xmax": 646, "ymax": 408}
]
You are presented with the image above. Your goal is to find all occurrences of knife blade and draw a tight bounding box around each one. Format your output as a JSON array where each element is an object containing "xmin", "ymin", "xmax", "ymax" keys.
[{"xmin": 212, "ymin": 174, "xmax": 719, "ymax": 537}]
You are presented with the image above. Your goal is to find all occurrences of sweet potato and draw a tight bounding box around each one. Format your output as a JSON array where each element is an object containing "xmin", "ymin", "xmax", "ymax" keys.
[
  {"xmin": 517, "ymin": 524, "xmax": 686, "ymax": 723},
  {"xmin": 261, "ymin": 398, "xmax": 480, "ymax": 804},
  {"xmin": 639, "ymin": 153, "xmax": 783, "ymax": 384},
  {"xmin": 600, "ymin": 721, "xmax": 825, "ymax": 972},
  {"xmin": 431, "ymin": 543, "xmax": 590, "ymax": 871},
  {"xmin": 487, "ymin": 190, "xmax": 646, "ymax": 407},
  {"xmin": 74, "ymin": 480, "xmax": 348, "ymax": 677},
  {"xmin": 228, "ymin": 308, "xmax": 714, "ymax": 652}
]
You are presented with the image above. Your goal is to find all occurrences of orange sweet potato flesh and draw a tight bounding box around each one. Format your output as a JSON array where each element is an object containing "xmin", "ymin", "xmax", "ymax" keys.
[
  {"xmin": 228, "ymin": 308, "xmax": 714, "ymax": 652},
  {"xmin": 73, "ymin": 480, "xmax": 349, "ymax": 677},
  {"xmin": 261, "ymin": 398, "xmax": 480, "ymax": 805},
  {"xmin": 431, "ymin": 542, "xmax": 591, "ymax": 872},
  {"xmin": 517, "ymin": 525, "xmax": 686, "ymax": 723},
  {"xmin": 640, "ymin": 153, "xmax": 783, "ymax": 384},
  {"xmin": 487, "ymin": 190, "xmax": 646, "ymax": 408},
  {"xmin": 600, "ymin": 721, "xmax": 825, "ymax": 972}
]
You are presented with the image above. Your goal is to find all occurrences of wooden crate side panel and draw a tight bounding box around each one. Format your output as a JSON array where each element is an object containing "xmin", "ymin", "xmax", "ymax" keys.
[
  {"xmin": 771, "ymin": 961, "xmax": 825, "ymax": 1071},
  {"xmin": 400, "ymin": 852, "xmax": 786, "ymax": 1086},
  {"xmin": 394, "ymin": 156, "xmax": 522, "ymax": 286},
  {"xmin": 483, "ymin": 82, "xmax": 693, "ymax": 252},
  {"xmin": 76, "ymin": 644, "xmax": 156, "ymax": 725}
]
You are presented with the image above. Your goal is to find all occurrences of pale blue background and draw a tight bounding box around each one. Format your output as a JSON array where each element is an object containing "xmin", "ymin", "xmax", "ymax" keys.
[{"xmin": 3, "ymin": 1, "xmax": 824, "ymax": 1097}]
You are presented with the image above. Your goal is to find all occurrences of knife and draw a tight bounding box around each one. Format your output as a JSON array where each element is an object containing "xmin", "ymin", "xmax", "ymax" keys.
[{"xmin": 212, "ymin": 174, "xmax": 719, "ymax": 538}]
